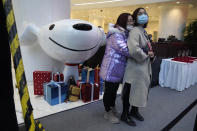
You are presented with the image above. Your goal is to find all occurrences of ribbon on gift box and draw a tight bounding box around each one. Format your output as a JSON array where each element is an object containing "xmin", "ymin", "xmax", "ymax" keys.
[
  {"xmin": 81, "ymin": 68, "xmax": 95, "ymax": 83},
  {"xmin": 45, "ymin": 81, "xmax": 62, "ymax": 104},
  {"xmin": 78, "ymin": 81, "xmax": 85, "ymax": 100},
  {"xmin": 91, "ymin": 83, "xmax": 94, "ymax": 101}
]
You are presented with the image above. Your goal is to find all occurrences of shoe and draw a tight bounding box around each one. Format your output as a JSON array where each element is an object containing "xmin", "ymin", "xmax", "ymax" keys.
[
  {"xmin": 121, "ymin": 111, "xmax": 136, "ymax": 126},
  {"xmin": 111, "ymin": 106, "xmax": 120, "ymax": 117},
  {"xmin": 130, "ymin": 107, "xmax": 144, "ymax": 121},
  {"xmin": 104, "ymin": 110, "xmax": 119, "ymax": 124}
]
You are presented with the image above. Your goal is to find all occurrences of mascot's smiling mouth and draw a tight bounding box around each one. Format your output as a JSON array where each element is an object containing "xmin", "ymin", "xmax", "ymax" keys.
[{"xmin": 49, "ymin": 37, "xmax": 97, "ymax": 51}]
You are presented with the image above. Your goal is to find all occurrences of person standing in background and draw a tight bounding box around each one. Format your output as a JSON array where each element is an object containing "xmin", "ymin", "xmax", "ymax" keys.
[
  {"xmin": 99, "ymin": 13, "xmax": 134, "ymax": 124},
  {"xmin": 121, "ymin": 7, "xmax": 154, "ymax": 126}
]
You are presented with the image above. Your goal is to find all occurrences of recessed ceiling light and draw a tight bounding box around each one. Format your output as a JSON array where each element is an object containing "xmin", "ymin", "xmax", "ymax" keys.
[
  {"xmin": 189, "ymin": 4, "xmax": 194, "ymax": 8},
  {"xmin": 176, "ymin": 1, "xmax": 180, "ymax": 4}
]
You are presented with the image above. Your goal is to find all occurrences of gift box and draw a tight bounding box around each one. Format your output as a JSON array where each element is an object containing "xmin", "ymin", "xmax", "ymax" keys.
[
  {"xmin": 67, "ymin": 76, "xmax": 80, "ymax": 102},
  {"xmin": 79, "ymin": 82, "xmax": 101, "ymax": 102},
  {"xmin": 43, "ymin": 82, "xmax": 68, "ymax": 106},
  {"xmin": 79, "ymin": 82, "xmax": 100, "ymax": 102},
  {"xmin": 81, "ymin": 82, "xmax": 92, "ymax": 103},
  {"xmin": 33, "ymin": 71, "xmax": 52, "ymax": 95},
  {"xmin": 81, "ymin": 68, "xmax": 95, "ymax": 83},
  {"xmin": 53, "ymin": 72, "xmax": 64, "ymax": 82},
  {"xmin": 80, "ymin": 68, "xmax": 93, "ymax": 103},
  {"xmin": 68, "ymin": 85, "xmax": 80, "ymax": 102}
]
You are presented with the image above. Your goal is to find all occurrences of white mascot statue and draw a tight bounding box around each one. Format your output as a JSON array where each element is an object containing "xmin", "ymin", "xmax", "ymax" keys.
[{"xmin": 20, "ymin": 19, "xmax": 106, "ymax": 84}]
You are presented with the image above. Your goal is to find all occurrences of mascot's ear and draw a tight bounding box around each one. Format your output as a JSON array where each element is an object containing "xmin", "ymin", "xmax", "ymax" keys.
[
  {"xmin": 19, "ymin": 24, "xmax": 40, "ymax": 46},
  {"xmin": 98, "ymin": 27, "xmax": 106, "ymax": 46}
]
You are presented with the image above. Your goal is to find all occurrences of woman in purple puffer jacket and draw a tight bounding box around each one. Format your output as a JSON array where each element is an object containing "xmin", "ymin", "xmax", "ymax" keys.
[{"xmin": 99, "ymin": 13, "xmax": 134, "ymax": 124}]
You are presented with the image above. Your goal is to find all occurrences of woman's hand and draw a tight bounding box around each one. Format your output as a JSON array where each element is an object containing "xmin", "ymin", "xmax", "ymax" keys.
[{"xmin": 148, "ymin": 51, "xmax": 154, "ymax": 58}]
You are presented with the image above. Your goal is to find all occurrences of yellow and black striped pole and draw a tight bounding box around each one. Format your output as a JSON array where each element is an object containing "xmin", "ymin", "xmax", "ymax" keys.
[{"xmin": 1, "ymin": 0, "xmax": 44, "ymax": 130}]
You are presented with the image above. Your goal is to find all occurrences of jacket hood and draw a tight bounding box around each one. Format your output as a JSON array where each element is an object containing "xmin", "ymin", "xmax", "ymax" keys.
[{"xmin": 107, "ymin": 24, "xmax": 125, "ymax": 38}]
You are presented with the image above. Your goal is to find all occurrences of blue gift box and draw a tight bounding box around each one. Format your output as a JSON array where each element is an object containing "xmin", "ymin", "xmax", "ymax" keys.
[
  {"xmin": 43, "ymin": 82, "xmax": 68, "ymax": 106},
  {"xmin": 81, "ymin": 69, "xmax": 95, "ymax": 83}
]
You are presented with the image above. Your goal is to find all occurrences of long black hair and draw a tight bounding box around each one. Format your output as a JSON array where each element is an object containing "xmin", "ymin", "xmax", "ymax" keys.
[
  {"xmin": 133, "ymin": 7, "xmax": 148, "ymax": 28},
  {"xmin": 114, "ymin": 13, "xmax": 132, "ymax": 30}
]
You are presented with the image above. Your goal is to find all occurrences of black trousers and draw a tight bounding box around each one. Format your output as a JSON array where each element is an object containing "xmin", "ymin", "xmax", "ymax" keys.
[
  {"xmin": 194, "ymin": 113, "xmax": 197, "ymax": 131},
  {"xmin": 103, "ymin": 81, "xmax": 119, "ymax": 112},
  {"xmin": 122, "ymin": 83, "xmax": 131, "ymax": 112}
]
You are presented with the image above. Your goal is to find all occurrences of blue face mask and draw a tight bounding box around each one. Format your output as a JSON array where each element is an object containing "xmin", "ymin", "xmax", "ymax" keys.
[{"xmin": 137, "ymin": 14, "xmax": 149, "ymax": 25}]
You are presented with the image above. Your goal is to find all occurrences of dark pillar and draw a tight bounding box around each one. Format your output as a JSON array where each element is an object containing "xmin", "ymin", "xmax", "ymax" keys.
[{"xmin": 0, "ymin": 1, "xmax": 19, "ymax": 131}]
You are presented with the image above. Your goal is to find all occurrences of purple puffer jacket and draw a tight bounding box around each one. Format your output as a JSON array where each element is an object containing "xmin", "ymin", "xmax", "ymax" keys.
[{"xmin": 99, "ymin": 26, "xmax": 130, "ymax": 83}]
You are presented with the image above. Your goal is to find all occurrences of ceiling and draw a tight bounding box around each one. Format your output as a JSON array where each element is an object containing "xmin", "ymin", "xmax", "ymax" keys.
[
  {"xmin": 71, "ymin": 0, "xmax": 197, "ymax": 10},
  {"xmin": 71, "ymin": 0, "xmax": 197, "ymax": 22},
  {"xmin": 70, "ymin": 0, "xmax": 197, "ymax": 33}
]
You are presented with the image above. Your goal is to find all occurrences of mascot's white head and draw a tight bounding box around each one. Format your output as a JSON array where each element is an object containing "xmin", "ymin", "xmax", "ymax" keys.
[{"xmin": 20, "ymin": 19, "xmax": 106, "ymax": 64}]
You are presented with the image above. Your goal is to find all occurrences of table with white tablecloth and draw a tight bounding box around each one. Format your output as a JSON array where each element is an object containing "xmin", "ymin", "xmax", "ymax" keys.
[{"xmin": 159, "ymin": 58, "xmax": 197, "ymax": 91}]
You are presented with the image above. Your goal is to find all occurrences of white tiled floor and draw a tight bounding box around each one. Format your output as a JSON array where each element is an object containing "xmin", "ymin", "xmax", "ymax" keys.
[{"xmin": 13, "ymin": 81, "xmax": 123, "ymax": 124}]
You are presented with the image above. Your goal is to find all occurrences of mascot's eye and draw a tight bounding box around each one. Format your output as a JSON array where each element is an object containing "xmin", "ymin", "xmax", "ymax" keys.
[
  {"xmin": 73, "ymin": 23, "xmax": 92, "ymax": 31},
  {"xmin": 49, "ymin": 24, "xmax": 55, "ymax": 30}
]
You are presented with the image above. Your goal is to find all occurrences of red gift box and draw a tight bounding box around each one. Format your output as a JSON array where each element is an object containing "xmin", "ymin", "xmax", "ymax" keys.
[
  {"xmin": 53, "ymin": 72, "xmax": 64, "ymax": 82},
  {"xmin": 79, "ymin": 82, "xmax": 100, "ymax": 101},
  {"xmin": 81, "ymin": 83, "xmax": 92, "ymax": 103},
  {"xmin": 33, "ymin": 71, "xmax": 52, "ymax": 95},
  {"xmin": 81, "ymin": 68, "xmax": 92, "ymax": 103}
]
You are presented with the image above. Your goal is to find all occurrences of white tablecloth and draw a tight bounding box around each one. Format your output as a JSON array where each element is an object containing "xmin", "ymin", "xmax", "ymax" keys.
[{"xmin": 159, "ymin": 58, "xmax": 197, "ymax": 91}]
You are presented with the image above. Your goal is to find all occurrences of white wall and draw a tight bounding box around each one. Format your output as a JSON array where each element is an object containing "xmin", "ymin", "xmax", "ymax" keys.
[
  {"xmin": 147, "ymin": 21, "xmax": 159, "ymax": 35},
  {"xmin": 89, "ymin": 15, "xmax": 105, "ymax": 28},
  {"xmin": 158, "ymin": 6, "xmax": 188, "ymax": 40},
  {"xmin": 12, "ymin": 0, "xmax": 70, "ymax": 82}
]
